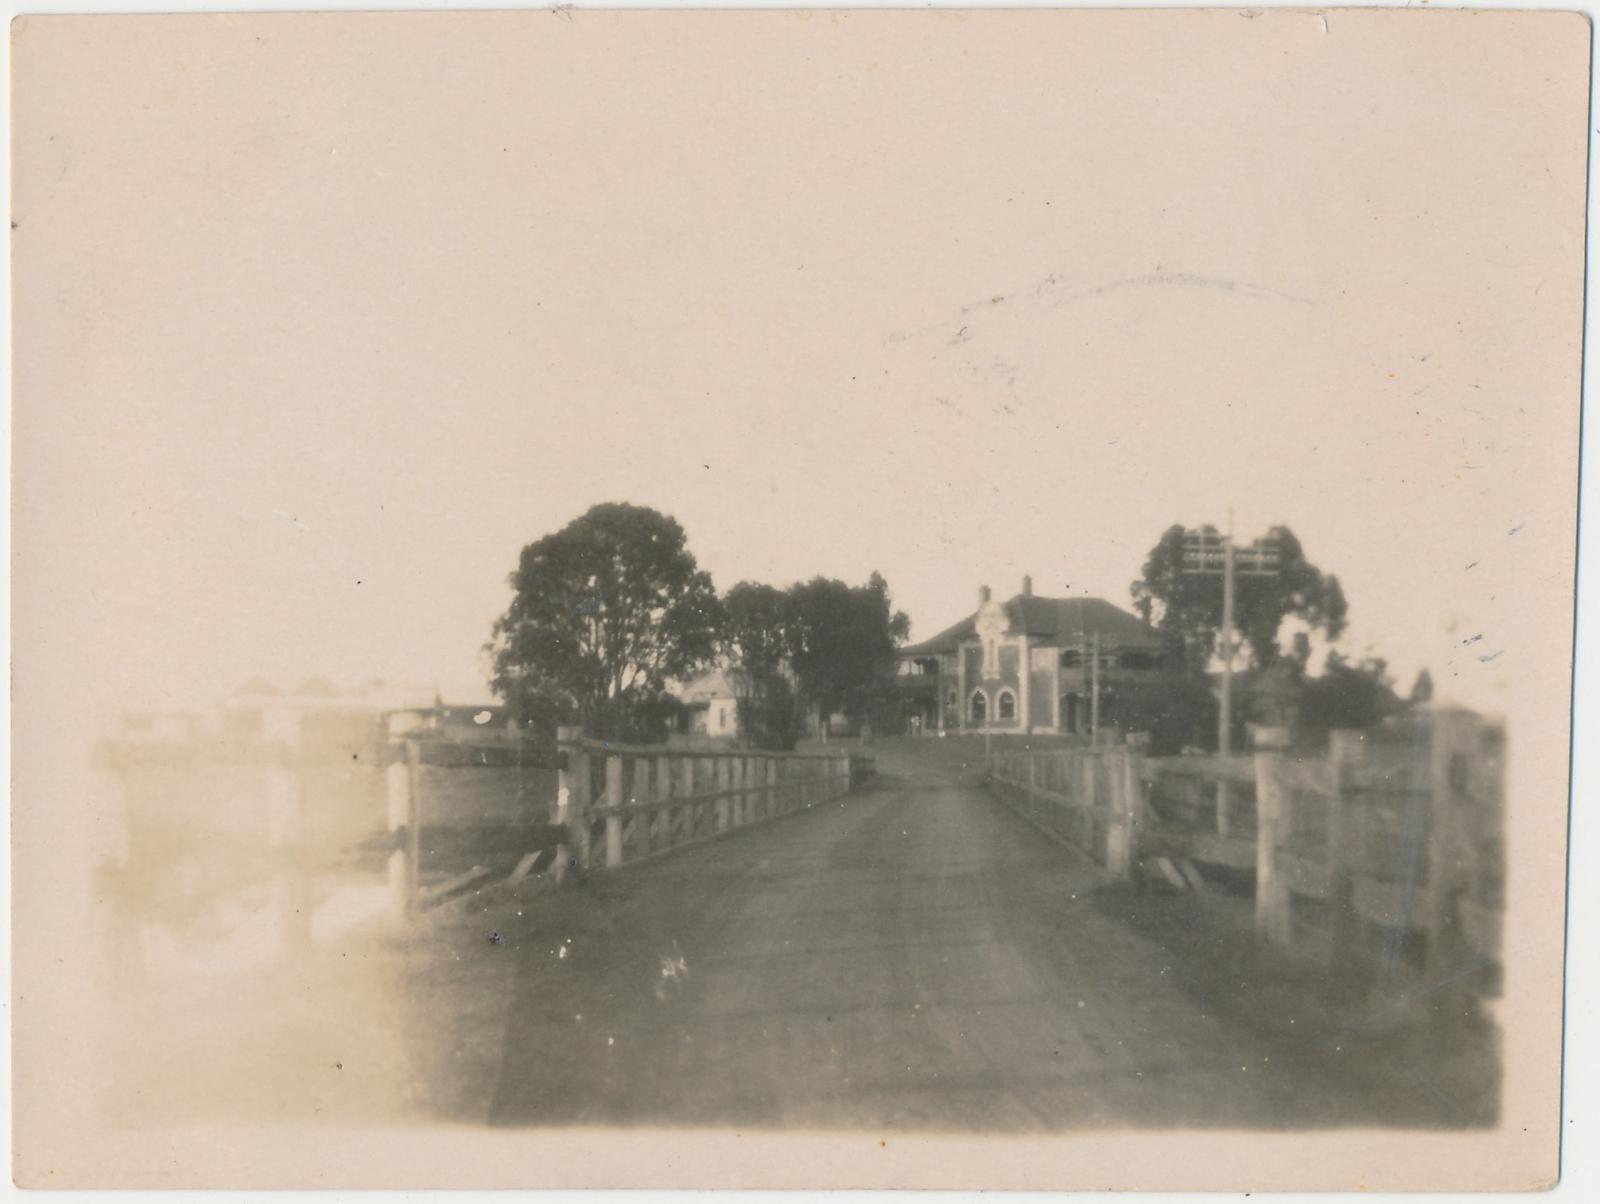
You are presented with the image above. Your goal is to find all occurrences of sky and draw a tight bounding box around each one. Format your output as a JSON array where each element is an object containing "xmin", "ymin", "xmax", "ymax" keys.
[{"xmin": 13, "ymin": 9, "xmax": 1587, "ymax": 723}]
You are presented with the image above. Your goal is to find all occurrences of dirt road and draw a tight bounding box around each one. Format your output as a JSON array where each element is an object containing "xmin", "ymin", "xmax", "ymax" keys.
[{"xmin": 480, "ymin": 743, "xmax": 1451, "ymax": 1131}]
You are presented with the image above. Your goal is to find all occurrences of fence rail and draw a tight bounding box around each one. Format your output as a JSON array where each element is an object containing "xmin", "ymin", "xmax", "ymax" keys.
[
  {"xmin": 988, "ymin": 706, "xmax": 1505, "ymax": 997},
  {"xmin": 554, "ymin": 728, "xmax": 870, "ymax": 871}
]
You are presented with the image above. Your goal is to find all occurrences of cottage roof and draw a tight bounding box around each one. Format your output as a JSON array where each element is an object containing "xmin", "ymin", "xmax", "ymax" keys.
[
  {"xmin": 673, "ymin": 667, "xmax": 738, "ymax": 704},
  {"xmin": 900, "ymin": 595, "xmax": 1163, "ymax": 657}
]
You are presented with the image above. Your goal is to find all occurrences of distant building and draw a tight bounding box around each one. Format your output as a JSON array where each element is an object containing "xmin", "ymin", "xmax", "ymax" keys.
[
  {"xmin": 895, "ymin": 577, "xmax": 1167, "ymax": 736},
  {"xmin": 669, "ymin": 665, "xmax": 850, "ymax": 744},
  {"xmin": 672, "ymin": 668, "xmax": 741, "ymax": 740},
  {"xmin": 220, "ymin": 677, "xmax": 505, "ymax": 747}
]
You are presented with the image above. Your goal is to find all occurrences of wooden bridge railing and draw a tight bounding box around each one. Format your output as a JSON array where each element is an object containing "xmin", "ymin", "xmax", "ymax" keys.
[
  {"xmin": 554, "ymin": 728, "xmax": 871, "ymax": 871},
  {"xmin": 106, "ymin": 723, "xmax": 852, "ymax": 945},
  {"xmin": 988, "ymin": 706, "xmax": 1506, "ymax": 996}
]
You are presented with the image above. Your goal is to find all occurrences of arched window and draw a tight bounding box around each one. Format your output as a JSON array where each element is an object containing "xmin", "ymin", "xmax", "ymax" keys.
[
  {"xmin": 969, "ymin": 689, "xmax": 988, "ymax": 723},
  {"xmin": 997, "ymin": 689, "xmax": 1017, "ymax": 720}
]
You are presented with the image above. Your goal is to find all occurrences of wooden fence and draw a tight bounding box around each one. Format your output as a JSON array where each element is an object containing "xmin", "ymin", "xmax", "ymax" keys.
[
  {"xmin": 988, "ymin": 706, "xmax": 1505, "ymax": 995},
  {"xmin": 553, "ymin": 727, "xmax": 871, "ymax": 871}
]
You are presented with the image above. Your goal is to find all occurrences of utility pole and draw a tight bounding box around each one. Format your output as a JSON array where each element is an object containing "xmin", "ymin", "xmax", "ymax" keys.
[{"xmin": 1182, "ymin": 514, "xmax": 1281, "ymax": 834}]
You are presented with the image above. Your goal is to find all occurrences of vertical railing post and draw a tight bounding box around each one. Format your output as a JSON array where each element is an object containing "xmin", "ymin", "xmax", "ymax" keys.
[
  {"xmin": 1426, "ymin": 707, "xmax": 1479, "ymax": 980},
  {"xmin": 1106, "ymin": 749, "xmax": 1145, "ymax": 879},
  {"xmin": 695, "ymin": 755, "xmax": 708, "ymax": 836},
  {"xmin": 1086, "ymin": 752, "xmax": 1099, "ymax": 849},
  {"xmin": 604, "ymin": 755, "xmax": 625, "ymax": 867},
  {"xmin": 1129, "ymin": 752, "xmax": 1148, "ymax": 863},
  {"xmin": 1062, "ymin": 752, "xmax": 1075, "ymax": 838},
  {"xmin": 384, "ymin": 739, "xmax": 418, "ymax": 921},
  {"xmin": 767, "ymin": 757, "xmax": 779, "ymax": 817},
  {"xmin": 628, "ymin": 756, "xmax": 645, "ymax": 856},
  {"xmin": 731, "ymin": 756, "xmax": 746, "ymax": 827},
  {"xmin": 685, "ymin": 755, "xmax": 698, "ymax": 831},
  {"xmin": 555, "ymin": 726, "xmax": 589, "ymax": 878},
  {"xmin": 1326, "ymin": 730, "xmax": 1366, "ymax": 968},
  {"xmin": 1254, "ymin": 751, "xmax": 1292, "ymax": 948},
  {"xmin": 406, "ymin": 739, "xmax": 422, "ymax": 896},
  {"xmin": 1104, "ymin": 752, "xmax": 1128, "ymax": 876},
  {"xmin": 654, "ymin": 753, "xmax": 671, "ymax": 851},
  {"xmin": 1088, "ymin": 754, "xmax": 1105, "ymax": 861},
  {"xmin": 716, "ymin": 757, "xmax": 732, "ymax": 830},
  {"xmin": 680, "ymin": 756, "xmax": 698, "ymax": 839}
]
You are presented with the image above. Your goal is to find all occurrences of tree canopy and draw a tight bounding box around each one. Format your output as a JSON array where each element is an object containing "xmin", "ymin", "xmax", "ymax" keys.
[
  {"xmin": 1130, "ymin": 523, "xmax": 1348, "ymax": 673},
  {"xmin": 721, "ymin": 582, "xmax": 799, "ymax": 696},
  {"xmin": 720, "ymin": 581, "xmax": 805, "ymax": 750},
  {"xmin": 1296, "ymin": 652, "xmax": 1405, "ymax": 735},
  {"xmin": 787, "ymin": 572, "xmax": 911, "ymax": 728},
  {"xmin": 486, "ymin": 503, "xmax": 721, "ymax": 740},
  {"xmin": 719, "ymin": 572, "xmax": 910, "ymax": 746}
]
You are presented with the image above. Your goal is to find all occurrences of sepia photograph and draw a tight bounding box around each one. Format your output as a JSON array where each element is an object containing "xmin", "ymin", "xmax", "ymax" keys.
[{"xmin": 9, "ymin": 6, "xmax": 1587, "ymax": 1191}]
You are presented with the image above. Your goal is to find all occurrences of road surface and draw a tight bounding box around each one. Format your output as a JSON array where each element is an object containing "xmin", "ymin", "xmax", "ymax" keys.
[{"xmin": 481, "ymin": 742, "xmax": 1476, "ymax": 1131}]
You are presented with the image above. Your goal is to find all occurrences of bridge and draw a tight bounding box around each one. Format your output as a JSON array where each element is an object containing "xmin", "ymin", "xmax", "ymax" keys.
[
  {"xmin": 420, "ymin": 727, "xmax": 1501, "ymax": 1131},
  {"xmin": 98, "ymin": 712, "xmax": 1503, "ymax": 1134}
]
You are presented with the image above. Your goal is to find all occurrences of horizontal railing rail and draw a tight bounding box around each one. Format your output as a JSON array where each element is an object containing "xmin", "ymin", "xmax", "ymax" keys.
[{"xmin": 555, "ymin": 728, "xmax": 872, "ymax": 871}]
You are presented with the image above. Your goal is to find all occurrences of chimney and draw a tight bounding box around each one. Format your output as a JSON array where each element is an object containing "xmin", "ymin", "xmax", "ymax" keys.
[
  {"xmin": 978, "ymin": 584, "xmax": 991, "ymax": 605},
  {"xmin": 1022, "ymin": 575, "xmax": 1033, "ymax": 597}
]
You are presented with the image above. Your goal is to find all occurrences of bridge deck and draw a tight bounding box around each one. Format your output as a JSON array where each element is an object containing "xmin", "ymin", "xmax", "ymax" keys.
[{"xmin": 476, "ymin": 742, "xmax": 1479, "ymax": 1131}]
